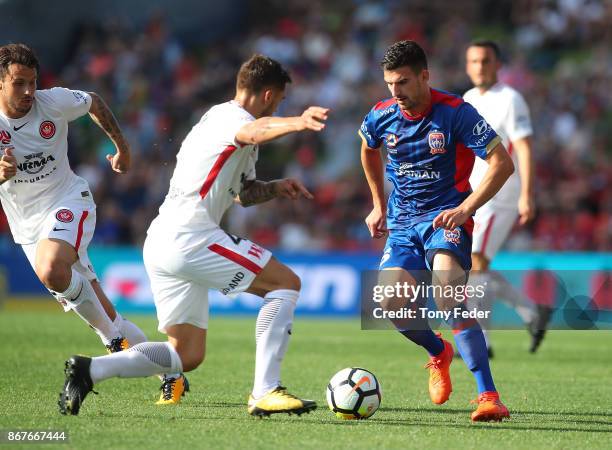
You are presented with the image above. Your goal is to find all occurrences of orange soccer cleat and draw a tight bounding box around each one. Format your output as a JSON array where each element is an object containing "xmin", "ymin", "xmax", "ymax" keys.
[
  {"xmin": 424, "ymin": 336, "xmax": 454, "ymax": 405},
  {"xmin": 471, "ymin": 391, "xmax": 510, "ymax": 422}
]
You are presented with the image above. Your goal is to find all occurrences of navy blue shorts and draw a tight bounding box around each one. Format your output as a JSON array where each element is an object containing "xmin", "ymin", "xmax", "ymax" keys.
[{"xmin": 379, "ymin": 219, "xmax": 474, "ymax": 272}]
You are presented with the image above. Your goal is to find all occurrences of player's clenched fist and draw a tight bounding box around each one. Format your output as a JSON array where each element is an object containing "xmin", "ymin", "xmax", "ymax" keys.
[
  {"xmin": 274, "ymin": 178, "xmax": 314, "ymax": 201},
  {"xmin": 365, "ymin": 207, "xmax": 388, "ymax": 239},
  {"xmin": 299, "ymin": 106, "xmax": 329, "ymax": 132},
  {"xmin": 106, "ymin": 149, "xmax": 131, "ymax": 174},
  {"xmin": 0, "ymin": 147, "xmax": 17, "ymax": 183}
]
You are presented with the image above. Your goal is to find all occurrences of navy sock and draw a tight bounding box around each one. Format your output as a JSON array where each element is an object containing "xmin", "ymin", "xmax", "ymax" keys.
[
  {"xmin": 453, "ymin": 324, "xmax": 496, "ymax": 393},
  {"xmin": 399, "ymin": 329, "xmax": 444, "ymax": 356}
]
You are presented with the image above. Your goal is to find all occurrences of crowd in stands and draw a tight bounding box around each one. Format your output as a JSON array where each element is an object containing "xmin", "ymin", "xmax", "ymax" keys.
[{"xmin": 1, "ymin": 0, "xmax": 609, "ymax": 252}]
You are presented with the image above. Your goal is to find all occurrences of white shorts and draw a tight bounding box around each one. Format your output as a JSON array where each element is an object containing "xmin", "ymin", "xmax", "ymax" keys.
[
  {"xmin": 143, "ymin": 226, "xmax": 272, "ymax": 333},
  {"xmin": 21, "ymin": 201, "xmax": 97, "ymax": 280},
  {"xmin": 21, "ymin": 201, "xmax": 97, "ymax": 311},
  {"xmin": 471, "ymin": 204, "xmax": 519, "ymax": 261}
]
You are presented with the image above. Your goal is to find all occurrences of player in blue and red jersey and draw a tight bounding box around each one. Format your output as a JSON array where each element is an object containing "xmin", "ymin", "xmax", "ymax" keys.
[{"xmin": 359, "ymin": 41, "xmax": 514, "ymax": 421}]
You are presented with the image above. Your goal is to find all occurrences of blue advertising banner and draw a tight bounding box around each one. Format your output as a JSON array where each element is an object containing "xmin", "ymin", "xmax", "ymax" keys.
[
  {"xmin": 90, "ymin": 249, "xmax": 380, "ymax": 316},
  {"xmin": 1, "ymin": 245, "xmax": 610, "ymax": 324}
]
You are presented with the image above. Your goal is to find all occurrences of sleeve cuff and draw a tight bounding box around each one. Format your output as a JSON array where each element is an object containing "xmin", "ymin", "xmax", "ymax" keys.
[{"xmin": 485, "ymin": 135, "xmax": 502, "ymax": 154}]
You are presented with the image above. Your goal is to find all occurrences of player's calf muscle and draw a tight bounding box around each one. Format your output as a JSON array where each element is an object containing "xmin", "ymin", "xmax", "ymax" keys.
[
  {"xmin": 177, "ymin": 348, "xmax": 205, "ymax": 372},
  {"xmin": 249, "ymin": 258, "xmax": 301, "ymax": 295},
  {"xmin": 34, "ymin": 259, "xmax": 72, "ymax": 291},
  {"xmin": 167, "ymin": 326, "xmax": 206, "ymax": 371}
]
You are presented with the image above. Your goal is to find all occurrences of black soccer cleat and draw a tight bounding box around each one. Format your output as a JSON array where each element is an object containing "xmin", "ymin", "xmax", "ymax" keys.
[
  {"xmin": 58, "ymin": 355, "xmax": 96, "ymax": 415},
  {"xmin": 528, "ymin": 305, "xmax": 554, "ymax": 353},
  {"xmin": 105, "ymin": 337, "xmax": 129, "ymax": 354}
]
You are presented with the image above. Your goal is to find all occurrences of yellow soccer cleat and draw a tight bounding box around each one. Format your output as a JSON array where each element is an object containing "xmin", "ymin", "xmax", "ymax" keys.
[
  {"xmin": 156, "ymin": 374, "xmax": 190, "ymax": 405},
  {"xmin": 248, "ymin": 386, "xmax": 317, "ymax": 417},
  {"xmin": 105, "ymin": 337, "xmax": 129, "ymax": 354}
]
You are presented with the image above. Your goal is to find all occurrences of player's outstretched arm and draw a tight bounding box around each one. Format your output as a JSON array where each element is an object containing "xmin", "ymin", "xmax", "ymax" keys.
[
  {"xmin": 88, "ymin": 92, "xmax": 131, "ymax": 174},
  {"xmin": 433, "ymin": 143, "xmax": 514, "ymax": 230},
  {"xmin": 0, "ymin": 147, "xmax": 17, "ymax": 184},
  {"xmin": 236, "ymin": 178, "xmax": 313, "ymax": 207},
  {"xmin": 360, "ymin": 139, "xmax": 387, "ymax": 239},
  {"xmin": 235, "ymin": 106, "xmax": 329, "ymax": 146}
]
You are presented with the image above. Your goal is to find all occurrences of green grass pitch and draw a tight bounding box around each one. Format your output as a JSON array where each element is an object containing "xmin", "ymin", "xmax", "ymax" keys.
[{"xmin": 0, "ymin": 310, "xmax": 610, "ymax": 449}]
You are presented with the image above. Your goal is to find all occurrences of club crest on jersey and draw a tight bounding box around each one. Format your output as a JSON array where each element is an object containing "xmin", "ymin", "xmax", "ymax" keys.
[
  {"xmin": 428, "ymin": 131, "xmax": 446, "ymax": 154},
  {"xmin": 39, "ymin": 120, "xmax": 56, "ymax": 139},
  {"xmin": 443, "ymin": 228, "xmax": 461, "ymax": 244},
  {"xmin": 0, "ymin": 130, "xmax": 11, "ymax": 145},
  {"xmin": 386, "ymin": 133, "xmax": 398, "ymax": 149},
  {"xmin": 55, "ymin": 209, "xmax": 74, "ymax": 223}
]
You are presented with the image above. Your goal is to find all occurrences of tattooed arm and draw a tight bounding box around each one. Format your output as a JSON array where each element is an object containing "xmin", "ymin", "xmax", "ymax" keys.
[
  {"xmin": 88, "ymin": 92, "xmax": 131, "ymax": 173},
  {"xmin": 237, "ymin": 178, "xmax": 314, "ymax": 207},
  {"xmin": 235, "ymin": 106, "xmax": 329, "ymax": 146}
]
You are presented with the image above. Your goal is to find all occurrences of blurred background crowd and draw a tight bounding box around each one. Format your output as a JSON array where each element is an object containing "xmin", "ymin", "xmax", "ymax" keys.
[{"xmin": 1, "ymin": 0, "xmax": 610, "ymax": 252}]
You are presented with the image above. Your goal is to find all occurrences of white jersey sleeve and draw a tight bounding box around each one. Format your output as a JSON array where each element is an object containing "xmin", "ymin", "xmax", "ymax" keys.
[
  {"xmin": 505, "ymin": 92, "xmax": 532, "ymax": 142},
  {"xmin": 465, "ymin": 83, "xmax": 533, "ymax": 209},
  {"xmin": 37, "ymin": 88, "xmax": 91, "ymax": 122},
  {"xmin": 150, "ymin": 101, "xmax": 259, "ymax": 232}
]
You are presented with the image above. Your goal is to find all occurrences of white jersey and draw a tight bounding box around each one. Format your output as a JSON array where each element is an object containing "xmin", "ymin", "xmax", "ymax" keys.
[
  {"xmin": 0, "ymin": 88, "xmax": 93, "ymax": 244},
  {"xmin": 464, "ymin": 82, "xmax": 532, "ymax": 208},
  {"xmin": 150, "ymin": 101, "xmax": 258, "ymax": 233}
]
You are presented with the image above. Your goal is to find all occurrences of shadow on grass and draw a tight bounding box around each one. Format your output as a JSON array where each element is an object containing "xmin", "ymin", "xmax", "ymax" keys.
[
  {"xmin": 90, "ymin": 406, "xmax": 611, "ymax": 434},
  {"xmin": 187, "ymin": 402, "xmax": 245, "ymax": 408},
  {"xmin": 311, "ymin": 417, "xmax": 612, "ymax": 433},
  {"xmin": 85, "ymin": 402, "xmax": 611, "ymax": 433},
  {"xmin": 381, "ymin": 406, "xmax": 612, "ymax": 418}
]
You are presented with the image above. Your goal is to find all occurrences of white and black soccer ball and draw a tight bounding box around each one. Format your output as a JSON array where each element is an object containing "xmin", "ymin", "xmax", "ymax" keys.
[{"xmin": 326, "ymin": 367, "xmax": 381, "ymax": 419}]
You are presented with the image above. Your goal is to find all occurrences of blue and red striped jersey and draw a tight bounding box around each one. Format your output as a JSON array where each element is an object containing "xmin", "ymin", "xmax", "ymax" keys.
[{"xmin": 359, "ymin": 88, "xmax": 501, "ymax": 230}]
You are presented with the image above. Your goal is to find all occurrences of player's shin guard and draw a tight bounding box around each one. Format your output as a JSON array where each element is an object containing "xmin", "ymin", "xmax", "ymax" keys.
[
  {"xmin": 113, "ymin": 313, "xmax": 147, "ymax": 346},
  {"xmin": 57, "ymin": 269, "xmax": 121, "ymax": 346},
  {"xmin": 89, "ymin": 342, "xmax": 183, "ymax": 384},
  {"xmin": 252, "ymin": 289, "xmax": 298, "ymax": 399},
  {"xmin": 453, "ymin": 324, "xmax": 496, "ymax": 394}
]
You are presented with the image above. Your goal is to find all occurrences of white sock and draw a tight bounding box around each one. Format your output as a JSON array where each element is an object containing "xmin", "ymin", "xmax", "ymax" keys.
[
  {"xmin": 58, "ymin": 269, "xmax": 121, "ymax": 345},
  {"xmin": 89, "ymin": 342, "xmax": 183, "ymax": 384},
  {"xmin": 252, "ymin": 289, "xmax": 298, "ymax": 399},
  {"xmin": 112, "ymin": 315, "xmax": 182, "ymax": 380},
  {"xmin": 468, "ymin": 272, "xmax": 493, "ymax": 330},
  {"xmin": 488, "ymin": 272, "xmax": 536, "ymax": 324},
  {"xmin": 113, "ymin": 313, "xmax": 147, "ymax": 345}
]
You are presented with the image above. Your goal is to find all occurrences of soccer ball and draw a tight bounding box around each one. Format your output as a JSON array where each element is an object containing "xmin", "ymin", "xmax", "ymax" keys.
[{"xmin": 326, "ymin": 367, "xmax": 381, "ymax": 419}]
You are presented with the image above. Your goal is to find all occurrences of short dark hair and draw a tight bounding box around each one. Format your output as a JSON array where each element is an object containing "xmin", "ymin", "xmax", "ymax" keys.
[
  {"xmin": 468, "ymin": 40, "xmax": 502, "ymax": 60},
  {"xmin": 380, "ymin": 40, "xmax": 428, "ymax": 72},
  {"xmin": 236, "ymin": 54, "xmax": 291, "ymax": 93},
  {"xmin": 0, "ymin": 43, "xmax": 39, "ymax": 80}
]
